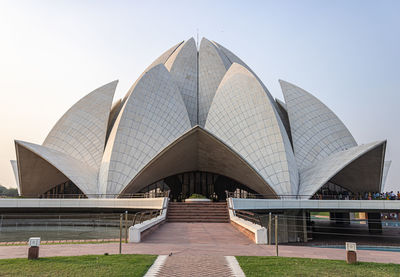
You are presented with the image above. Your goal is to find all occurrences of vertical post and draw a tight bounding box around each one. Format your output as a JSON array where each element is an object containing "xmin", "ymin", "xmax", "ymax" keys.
[
  {"xmin": 132, "ymin": 213, "xmax": 137, "ymax": 226},
  {"xmin": 268, "ymin": 212, "xmax": 272, "ymax": 245},
  {"xmin": 125, "ymin": 211, "xmax": 128, "ymax": 244},
  {"xmin": 119, "ymin": 214, "xmax": 122, "ymax": 254},
  {"xmin": 275, "ymin": 215, "xmax": 278, "ymax": 256},
  {"xmin": 302, "ymin": 210, "xmax": 308, "ymax": 242}
]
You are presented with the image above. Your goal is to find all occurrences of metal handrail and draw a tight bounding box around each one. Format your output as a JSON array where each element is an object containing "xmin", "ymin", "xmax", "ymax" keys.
[
  {"xmin": 229, "ymin": 207, "xmax": 262, "ymax": 226},
  {"xmin": 0, "ymin": 192, "xmax": 170, "ymax": 199},
  {"xmin": 131, "ymin": 207, "xmax": 166, "ymax": 226},
  {"xmin": 225, "ymin": 191, "xmax": 302, "ymax": 199},
  {"xmin": 224, "ymin": 191, "xmax": 400, "ymax": 200}
]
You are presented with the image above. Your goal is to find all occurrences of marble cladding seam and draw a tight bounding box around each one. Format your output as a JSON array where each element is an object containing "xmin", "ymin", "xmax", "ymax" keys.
[
  {"xmin": 198, "ymin": 38, "xmax": 231, "ymax": 127},
  {"xmin": 281, "ymin": 80, "xmax": 357, "ymax": 171},
  {"xmin": 165, "ymin": 38, "xmax": 198, "ymax": 126},
  {"xmin": 99, "ymin": 64, "xmax": 191, "ymax": 195},
  {"xmin": 43, "ymin": 81, "xmax": 118, "ymax": 170},
  {"xmin": 205, "ymin": 63, "xmax": 298, "ymax": 196}
]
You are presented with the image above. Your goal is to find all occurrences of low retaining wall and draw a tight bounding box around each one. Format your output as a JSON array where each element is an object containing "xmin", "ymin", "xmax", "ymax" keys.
[
  {"xmin": 128, "ymin": 198, "xmax": 168, "ymax": 243},
  {"xmin": 230, "ymin": 215, "xmax": 267, "ymax": 244},
  {"xmin": 230, "ymin": 219, "xmax": 255, "ymax": 242},
  {"xmin": 227, "ymin": 198, "xmax": 267, "ymax": 244}
]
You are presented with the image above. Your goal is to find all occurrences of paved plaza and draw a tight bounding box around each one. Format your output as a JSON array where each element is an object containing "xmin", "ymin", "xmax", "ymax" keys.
[{"xmin": 2, "ymin": 223, "xmax": 400, "ymax": 264}]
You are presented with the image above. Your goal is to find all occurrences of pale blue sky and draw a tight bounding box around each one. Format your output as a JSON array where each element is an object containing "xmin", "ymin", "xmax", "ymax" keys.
[{"xmin": 0, "ymin": 0, "xmax": 399, "ymax": 190}]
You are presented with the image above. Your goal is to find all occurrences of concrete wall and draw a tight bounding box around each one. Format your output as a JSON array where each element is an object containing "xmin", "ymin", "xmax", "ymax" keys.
[
  {"xmin": 231, "ymin": 198, "xmax": 400, "ymax": 211},
  {"xmin": 0, "ymin": 198, "xmax": 166, "ymax": 210}
]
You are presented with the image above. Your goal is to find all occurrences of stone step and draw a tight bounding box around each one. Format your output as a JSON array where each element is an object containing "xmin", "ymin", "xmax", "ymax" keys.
[
  {"xmin": 168, "ymin": 205, "xmax": 227, "ymax": 208},
  {"xmin": 168, "ymin": 206, "xmax": 227, "ymax": 208},
  {"xmin": 167, "ymin": 213, "xmax": 228, "ymax": 217},
  {"xmin": 168, "ymin": 203, "xmax": 227, "ymax": 205},
  {"xmin": 167, "ymin": 209, "xmax": 227, "ymax": 212},
  {"xmin": 168, "ymin": 211, "xmax": 227, "ymax": 214},
  {"xmin": 168, "ymin": 211, "xmax": 228, "ymax": 215},
  {"xmin": 166, "ymin": 202, "xmax": 229, "ymax": 223},
  {"xmin": 168, "ymin": 209, "xmax": 228, "ymax": 213},
  {"xmin": 168, "ymin": 204, "xmax": 227, "ymax": 207},
  {"xmin": 169, "ymin": 203, "xmax": 226, "ymax": 204},
  {"xmin": 167, "ymin": 214, "xmax": 228, "ymax": 218},
  {"xmin": 168, "ymin": 202, "xmax": 227, "ymax": 204},
  {"xmin": 167, "ymin": 218, "xmax": 230, "ymax": 223},
  {"xmin": 167, "ymin": 218, "xmax": 229, "ymax": 222}
]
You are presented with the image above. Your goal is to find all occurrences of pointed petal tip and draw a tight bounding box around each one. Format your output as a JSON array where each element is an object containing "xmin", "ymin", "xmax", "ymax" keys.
[
  {"xmin": 278, "ymin": 79, "xmax": 290, "ymax": 86},
  {"xmin": 225, "ymin": 62, "xmax": 254, "ymax": 78},
  {"xmin": 14, "ymin": 140, "xmax": 24, "ymax": 146},
  {"xmin": 200, "ymin": 37, "xmax": 212, "ymax": 45},
  {"xmin": 148, "ymin": 62, "xmax": 168, "ymax": 72},
  {"xmin": 106, "ymin": 79, "xmax": 119, "ymax": 87}
]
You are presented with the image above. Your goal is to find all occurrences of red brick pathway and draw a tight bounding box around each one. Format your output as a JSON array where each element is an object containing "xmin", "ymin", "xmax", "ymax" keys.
[
  {"xmin": 156, "ymin": 254, "xmax": 233, "ymax": 277},
  {"xmin": 143, "ymin": 222, "xmax": 251, "ymax": 245},
  {"xmin": 1, "ymin": 223, "xmax": 400, "ymax": 265}
]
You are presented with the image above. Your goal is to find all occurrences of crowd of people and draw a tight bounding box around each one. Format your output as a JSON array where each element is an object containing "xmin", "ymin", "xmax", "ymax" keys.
[{"xmin": 313, "ymin": 190, "xmax": 400, "ymax": 200}]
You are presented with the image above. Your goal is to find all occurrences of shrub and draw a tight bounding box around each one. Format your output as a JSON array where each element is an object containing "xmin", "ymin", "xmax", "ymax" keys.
[{"xmin": 188, "ymin": 194, "xmax": 207, "ymax": 199}]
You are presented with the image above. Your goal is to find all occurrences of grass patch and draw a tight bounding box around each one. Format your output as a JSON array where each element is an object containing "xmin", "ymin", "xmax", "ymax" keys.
[
  {"xmin": 310, "ymin": 211, "xmax": 329, "ymax": 217},
  {"xmin": 0, "ymin": 254, "xmax": 156, "ymax": 277},
  {"xmin": 236, "ymin": 256, "xmax": 400, "ymax": 277}
]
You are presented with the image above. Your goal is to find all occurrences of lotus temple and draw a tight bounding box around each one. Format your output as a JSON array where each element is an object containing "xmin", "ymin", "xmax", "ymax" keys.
[{"xmin": 10, "ymin": 37, "xmax": 391, "ymax": 200}]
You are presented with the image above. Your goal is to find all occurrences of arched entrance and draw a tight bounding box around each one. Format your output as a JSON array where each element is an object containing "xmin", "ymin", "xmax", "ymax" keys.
[
  {"xmin": 119, "ymin": 127, "xmax": 278, "ymax": 199},
  {"xmin": 139, "ymin": 171, "xmax": 257, "ymax": 201}
]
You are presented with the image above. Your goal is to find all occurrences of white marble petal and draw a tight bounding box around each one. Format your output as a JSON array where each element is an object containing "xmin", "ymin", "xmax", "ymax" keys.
[
  {"xmin": 10, "ymin": 160, "xmax": 20, "ymax": 195},
  {"xmin": 122, "ymin": 41, "xmax": 184, "ymax": 102},
  {"xmin": 43, "ymin": 81, "xmax": 118, "ymax": 170},
  {"xmin": 146, "ymin": 41, "xmax": 184, "ymax": 71},
  {"xmin": 381, "ymin": 160, "xmax": 392, "ymax": 192},
  {"xmin": 299, "ymin": 141, "xmax": 386, "ymax": 198},
  {"xmin": 99, "ymin": 64, "xmax": 191, "ymax": 195},
  {"xmin": 165, "ymin": 38, "xmax": 198, "ymax": 126},
  {"xmin": 213, "ymin": 41, "xmax": 279, "ymax": 103},
  {"xmin": 198, "ymin": 38, "xmax": 231, "ymax": 126},
  {"xmin": 16, "ymin": 140, "xmax": 98, "ymax": 196},
  {"xmin": 205, "ymin": 63, "xmax": 299, "ymax": 196},
  {"xmin": 280, "ymin": 80, "xmax": 357, "ymax": 170}
]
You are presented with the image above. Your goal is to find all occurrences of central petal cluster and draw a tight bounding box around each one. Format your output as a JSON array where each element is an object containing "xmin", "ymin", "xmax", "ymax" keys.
[
  {"xmin": 12, "ymin": 37, "xmax": 388, "ymax": 199},
  {"xmin": 98, "ymin": 38, "xmax": 298, "ymax": 197}
]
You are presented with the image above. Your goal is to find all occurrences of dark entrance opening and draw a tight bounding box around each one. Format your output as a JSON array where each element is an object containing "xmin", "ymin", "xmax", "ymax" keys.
[
  {"xmin": 139, "ymin": 171, "xmax": 257, "ymax": 201},
  {"xmin": 312, "ymin": 181, "xmax": 353, "ymax": 200},
  {"xmin": 40, "ymin": 181, "xmax": 87, "ymax": 198}
]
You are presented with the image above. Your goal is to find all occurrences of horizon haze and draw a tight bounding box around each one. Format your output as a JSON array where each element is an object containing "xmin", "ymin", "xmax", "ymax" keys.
[{"xmin": 0, "ymin": 0, "xmax": 399, "ymax": 191}]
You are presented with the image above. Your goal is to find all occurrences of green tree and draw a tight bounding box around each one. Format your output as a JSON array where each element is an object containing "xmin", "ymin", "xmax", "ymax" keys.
[{"xmin": 0, "ymin": 185, "xmax": 18, "ymax": 197}]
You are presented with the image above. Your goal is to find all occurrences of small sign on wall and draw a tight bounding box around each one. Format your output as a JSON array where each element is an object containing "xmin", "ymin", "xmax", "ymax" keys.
[
  {"xmin": 29, "ymin": 237, "xmax": 41, "ymax": 247},
  {"xmin": 346, "ymin": 242, "xmax": 356, "ymax": 252}
]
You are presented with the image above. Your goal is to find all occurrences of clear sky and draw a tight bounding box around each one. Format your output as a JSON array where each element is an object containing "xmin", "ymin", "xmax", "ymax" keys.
[{"xmin": 0, "ymin": 0, "xmax": 399, "ymax": 190}]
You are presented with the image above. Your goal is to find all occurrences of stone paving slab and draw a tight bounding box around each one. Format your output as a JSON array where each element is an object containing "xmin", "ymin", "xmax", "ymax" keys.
[
  {"xmin": 156, "ymin": 254, "xmax": 233, "ymax": 277},
  {"xmin": 1, "ymin": 223, "xmax": 400, "ymax": 264}
]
